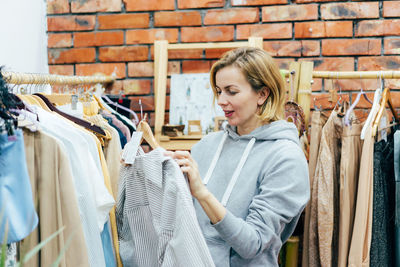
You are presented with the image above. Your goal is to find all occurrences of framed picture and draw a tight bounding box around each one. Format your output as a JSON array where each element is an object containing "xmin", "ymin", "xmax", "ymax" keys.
[{"xmin": 214, "ymin": 116, "xmax": 228, "ymax": 132}]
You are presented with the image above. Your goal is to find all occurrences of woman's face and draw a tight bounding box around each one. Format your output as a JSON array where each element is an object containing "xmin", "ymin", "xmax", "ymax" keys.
[{"xmin": 215, "ymin": 65, "xmax": 268, "ymax": 135}]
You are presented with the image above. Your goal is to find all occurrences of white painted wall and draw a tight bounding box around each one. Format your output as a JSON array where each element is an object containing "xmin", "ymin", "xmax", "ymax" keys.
[{"xmin": 0, "ymin": 0, "xmax": 48, "ymax": 74}]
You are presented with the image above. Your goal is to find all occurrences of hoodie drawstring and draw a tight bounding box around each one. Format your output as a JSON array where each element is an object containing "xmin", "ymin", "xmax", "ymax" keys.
[{"xmin": 203, "ymin": 132, "xmax": 256, "ymax": 207}]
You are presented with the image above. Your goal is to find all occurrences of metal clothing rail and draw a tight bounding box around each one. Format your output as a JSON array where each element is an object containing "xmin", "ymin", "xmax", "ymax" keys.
[
  {"xmin": 281, "ymin": 70, "xmax": 400, "ymax": 79},
  {"xmin": 1, "ymin": 71, "xmax": 115, "ymax": 85}
]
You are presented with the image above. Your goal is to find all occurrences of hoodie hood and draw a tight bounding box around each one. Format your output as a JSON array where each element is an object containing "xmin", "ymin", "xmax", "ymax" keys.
[{"xmin": 224, "ymin": 120, "xmax": 300, "ymax": 145}]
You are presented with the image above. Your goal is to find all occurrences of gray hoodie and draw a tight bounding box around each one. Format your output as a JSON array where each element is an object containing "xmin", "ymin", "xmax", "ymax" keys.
[{"xmin": 191, "ymin": 120, "xmax": 310, "ymax": 267}]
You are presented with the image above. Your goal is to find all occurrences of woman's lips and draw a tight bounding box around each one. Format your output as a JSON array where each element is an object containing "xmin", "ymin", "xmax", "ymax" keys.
[{"xmin": 224, "ymin": 111, "xmax": 234, "ymax": 117}]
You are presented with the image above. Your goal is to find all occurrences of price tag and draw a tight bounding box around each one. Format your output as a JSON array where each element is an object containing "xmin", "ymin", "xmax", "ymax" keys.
[{"xmin": 121, "ymin": 131, "xmax": 142, "ymax": 165}]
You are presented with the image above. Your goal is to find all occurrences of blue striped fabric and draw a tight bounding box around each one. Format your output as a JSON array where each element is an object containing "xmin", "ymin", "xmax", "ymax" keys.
[{"xmin": 116, "ymin": 147, "xmax": 215, "ymax": 267}]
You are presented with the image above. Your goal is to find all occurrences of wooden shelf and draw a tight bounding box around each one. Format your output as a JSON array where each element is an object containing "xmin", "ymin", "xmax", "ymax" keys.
[{"xmin": 159, "ymin": 139, "xmax": 200, "ymax": 150}]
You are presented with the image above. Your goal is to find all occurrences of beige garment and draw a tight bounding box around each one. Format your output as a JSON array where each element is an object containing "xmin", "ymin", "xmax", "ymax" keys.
[
  {"xmin": 309, "ymin": 110, "xmax": 342, "ymax": 267},
  {"xmin": 21, "ymin": 129, "xmax": 89, "ymax": 267},
  {"xmin": 348, "ymin": 118, "xmax": 378, "ymax": 266},
  {"xmin": 338, "ymin": 123, "xmax": 363, "ymax": 267},
  {"xmin": 86, "ymin": 115, "xmax": 122, "ymax": 199},
  {"xmin": 302, "ymin": 111, "xmax": 328, "ymax": 267}
]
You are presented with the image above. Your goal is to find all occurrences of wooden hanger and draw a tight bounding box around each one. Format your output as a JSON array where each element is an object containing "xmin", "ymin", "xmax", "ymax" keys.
[
  {"xmin": 137, "ymin": 115, "xmax": 160, "ymax": 149},
  {"xmin": 34, "ymin": 93, "xmax": 107, "ymax": 137},
  {"xmin": 372, "ymin": 88, "xmax": 399, "ymax": 137}
]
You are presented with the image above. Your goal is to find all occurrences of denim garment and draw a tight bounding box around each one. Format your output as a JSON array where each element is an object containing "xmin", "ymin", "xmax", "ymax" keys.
[
  {"xmin": 101, "ymin": 220, "xmax": 116, "ymax": 267},
  {"xmin": 0, "ymin": 129, "xmax": 38, "ymax": 243}
]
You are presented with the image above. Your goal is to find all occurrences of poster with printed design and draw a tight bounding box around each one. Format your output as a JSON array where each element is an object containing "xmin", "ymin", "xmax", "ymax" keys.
[{"xmin": 170, "ymin": 73, "xmax": 225, "ymax": 135}]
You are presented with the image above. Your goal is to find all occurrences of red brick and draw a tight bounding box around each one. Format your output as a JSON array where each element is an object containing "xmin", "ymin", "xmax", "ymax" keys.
[
  {"xmin": 322, "ymin": 39, "xmax": 381, "ymax": 56},
  {"xmin": 298, "ymin": 57, "xmax": 354, "ymax": 71},
  {"xmin": 204, "ymin": 8, "xmax": 259, "ymax": 25},
  {"xmin": 168, "ymin": 49, "xmax": 204, "ymax": 59},
  {"xmin": 263, "ymin": 41, "xmax": 302, "ymax": 57},
  {"xmin": 356, "ymin": 20, "xmax": 400, "ymax": 37},
  {"xmin": 383, "ymin": 1, "xmax": 400, "ymax": 17},
  {"xmin": 295, "ymin": 21, "xmax": 353, "ymax": 38},
  {"xmin": 122, "ymin": 79, "xmax": 152, "ymax": 95},
  {"xmin": 178, "ymin": 0, "xmax": 224, "ymax": 9},
  {"xmin": 311, "ymin": 93, "xmax": 350, "ymax": 110},
  {"xmin": 126, "ymin": 29, "xmax": 179, "ymax": 44},
  {"xmin": 295, "ymin": 0, "xmax": 340, "ymax": 3},
  {"xmin": 48, "ymin": 48, "xmax": 95, "ymax": 64},
  {"xmin": 262, "ymin": 4, "xmax": 318, "ymax": 22},
  {"xmin": 237, "ymin": 24, "xmax": 292, "ymax": 40},
  {"xmin": 71, "ymin": 0, "xmax": 121, "ymax": 13},
  {"xmin": 124, "ymin": 0, "xmax": 174, "ymax": 11},
  {"xmin": 47, "ymin": 16, "xmax": 95, "ymax": 32},
  {"xmin": 384, "ymin": 38, "xmax": 400, "ymax": 55},
  {"xmin": 98, "ymin": 14, "xmax": 149, "ymax": 29},
  {"xmin": 74, "ymin": 31, "xmax": 123, "ymax": 47},
  {"xmin": 154, "ymin": 11, "xmax": 201, "ymax": 27},
  {"xmin": 49, "ymin": 65, "xmax": 74, "ymax": 76},
  {"xmin": 274, "ymin": 58, "xmax": 295, "ymax": 70},
  {"xmin": 149, "ymin": 47, "xmax": 204, "ymax": 59},
  {"xmin": 324, "ymin": 79, "xmax": 379, "ymax": 92},
  {"xmin": 321, "ymin": 2, "xmax": 379, "ymax": 20},
  {"xmin": 301, "ymin": 41, "xmax": 320, "ymax": 57},
  {"xmin": 358, "ymin": 56, "xmax": 400, "ymax": 71},
  {"xmin": 231, "ymin": 0, "xmax": 287, "ymax": 5},
  {"xmin": 205, "ymin": 48, "xmax": 234, "ymax": 59},
  {"xmin": 386, "ymin": 80, "xmax": 400, "ymax": 90},
  {"xmin": 310, "ymin": 79, "xmax": 322, "ymax": 92},
  {"xmin": 181, "ymin": 26, "xmax": 234, "ymax": 43},
  {"xmin": 48, "ymin": 33, "xmax": 72, "ymax": 48},
  {"xmin": 76, "ymin": 63, "xmax": 126, "ymax": 78},
  {"xmin": 128, "ymin": 61, "xmax": 180, "ymax": 77},
  {"xmin": 99, "ymin": 46, "xmax": 148, "ymax": 62},
  {"xmin": 129, "ymin": 96, "xmax": 155, "ymax": 111},
  {"xmin": 47, "ymin": 0, "xmax": 70, "ymax": 14},
  {"xmin": 182, "ymin": 60, "xmax": 213, "ymax": 73}
]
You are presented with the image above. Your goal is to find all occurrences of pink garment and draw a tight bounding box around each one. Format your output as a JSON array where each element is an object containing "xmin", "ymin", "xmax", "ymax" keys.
[{"xmin": 103, "ymin": 113, "xmax": 131, "ymax": 142}]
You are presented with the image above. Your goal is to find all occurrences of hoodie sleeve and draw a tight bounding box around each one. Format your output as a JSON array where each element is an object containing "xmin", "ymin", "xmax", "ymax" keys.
[{"xmin": 212, "ymin": 142, "xmax": 310, "ymax": 259}]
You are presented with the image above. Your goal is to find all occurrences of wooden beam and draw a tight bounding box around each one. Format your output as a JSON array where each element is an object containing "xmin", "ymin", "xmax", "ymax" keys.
[
  {"xmin": 154, "ymin": 40, "xmax": 169, "ymax": 140},
  {"xmin": 297, "ymin": 61, "xmax": 314, "ymax": 128}
]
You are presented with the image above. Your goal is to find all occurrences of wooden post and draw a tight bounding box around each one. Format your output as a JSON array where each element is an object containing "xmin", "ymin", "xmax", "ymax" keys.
[
  {"xmin": 297, "ymin": 61, "xmax": 314, "ymax": 128},
  {"xmin": 154, "ymin": 40, "xmax": 168, "ymax": 141},
  {"xmin": 248, "ymin": 37, "xmax": 263, "ymax": 49},
  {"xmin": 288, "ymin": 62, "xmax": 301, "ymax": 101}
]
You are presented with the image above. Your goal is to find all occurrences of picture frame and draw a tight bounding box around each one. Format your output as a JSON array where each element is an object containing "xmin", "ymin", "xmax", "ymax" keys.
[{"xmin": 214, "ymin": 116, "xmax": 228, "ymax": 132}]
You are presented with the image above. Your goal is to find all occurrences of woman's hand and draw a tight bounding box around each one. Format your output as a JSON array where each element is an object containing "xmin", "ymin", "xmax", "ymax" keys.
[{"xmin": 164, "ymin": 151, "xmax": 210, "ymax": 201}]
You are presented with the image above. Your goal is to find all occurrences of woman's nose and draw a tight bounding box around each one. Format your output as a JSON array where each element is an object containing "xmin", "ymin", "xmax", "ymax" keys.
[{"xmin": 217, "ymin": 93, "xmax": 228, "ymax": 106}]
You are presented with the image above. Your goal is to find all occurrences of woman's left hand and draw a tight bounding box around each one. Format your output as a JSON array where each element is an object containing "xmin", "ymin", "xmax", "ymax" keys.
[{"xmin": 164, "ymin": 151, "xmax": 210, "ymax": 201}]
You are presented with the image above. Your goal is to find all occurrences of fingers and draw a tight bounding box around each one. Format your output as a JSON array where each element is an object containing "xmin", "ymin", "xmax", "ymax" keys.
[{"xmin": 172, "ymin": 150, "xmax": 191, "ymax": 159}]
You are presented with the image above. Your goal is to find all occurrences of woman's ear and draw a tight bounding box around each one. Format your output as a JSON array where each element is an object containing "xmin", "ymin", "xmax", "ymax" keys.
[{"xmin": 257, "ymin": 87, "xmax": 270, "ymax": 106}]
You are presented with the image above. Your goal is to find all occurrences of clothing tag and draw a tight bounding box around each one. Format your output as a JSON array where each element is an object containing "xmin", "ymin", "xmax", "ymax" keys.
[
  {"xmin": 71, "ymin": 94, "xmax": 78, "ymax": 110},
  {"xmin": 380, "ymin": 115, "xmax": 387, "ymax": 142},
  {"xmin": 121, "ymin": 131, "xmax": 143, "ymax": 165}
]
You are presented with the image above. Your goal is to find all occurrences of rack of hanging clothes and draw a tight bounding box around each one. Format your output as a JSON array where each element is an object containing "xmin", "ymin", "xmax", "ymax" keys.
[
  {"xmin": 301, "ymin": 69, "xmax": 400, "ymax": 267},
  {"xmin": 0, "ymin": 69, "xmax": 138, "ymax": 267}
]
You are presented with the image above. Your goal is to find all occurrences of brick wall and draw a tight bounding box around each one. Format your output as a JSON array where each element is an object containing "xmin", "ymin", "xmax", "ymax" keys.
[{"xmin": 47, "ymin": 0, "xmax": 400, "ymax": 124}]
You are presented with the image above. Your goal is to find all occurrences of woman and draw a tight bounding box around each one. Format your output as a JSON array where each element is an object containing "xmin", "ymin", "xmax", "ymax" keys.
[{"xmin": 165, "ymin": 47, "xmax": 309, "ymax": 266}]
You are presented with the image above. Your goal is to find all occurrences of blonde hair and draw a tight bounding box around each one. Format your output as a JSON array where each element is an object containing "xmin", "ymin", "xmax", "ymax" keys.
[{"xmin": 209, "ymin": 47, "xmax": 285, "ymax": 123}]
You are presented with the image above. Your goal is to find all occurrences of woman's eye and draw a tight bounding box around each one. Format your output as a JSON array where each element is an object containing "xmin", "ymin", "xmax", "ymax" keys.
[
  {"xmin": 216, "ymin": 91, "xmax": 222, "ymax": 95},
  {"xmin": 228, "ymin": 90, "xmax": 237, "ymax": 95}
]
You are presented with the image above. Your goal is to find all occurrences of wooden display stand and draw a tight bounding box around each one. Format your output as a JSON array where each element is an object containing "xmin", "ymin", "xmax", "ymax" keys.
[
  {"xmin": 153, "ymin": 37, "xmax": 264, "ymax": 150},
  {"xmin": 153, "ymin": 38, "xmax": 313, "ymax": 150}
]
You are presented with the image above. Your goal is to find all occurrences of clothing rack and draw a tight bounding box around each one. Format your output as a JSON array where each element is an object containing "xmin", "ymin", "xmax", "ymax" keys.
[{"xmin": 1, "ymin": 71, "xmax": 115, "ymax": 85}]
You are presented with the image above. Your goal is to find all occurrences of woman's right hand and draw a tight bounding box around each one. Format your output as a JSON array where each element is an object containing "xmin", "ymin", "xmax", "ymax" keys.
[{"xmin": 164, "ymin": 150, "xmax": 211, "ymax": 201}]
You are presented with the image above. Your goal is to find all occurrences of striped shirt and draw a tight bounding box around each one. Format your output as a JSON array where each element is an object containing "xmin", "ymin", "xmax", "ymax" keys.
[{"xmin": 117, "ymin": 147, "xmax": 215, "ymax": 267}]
